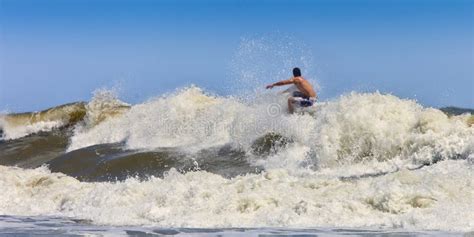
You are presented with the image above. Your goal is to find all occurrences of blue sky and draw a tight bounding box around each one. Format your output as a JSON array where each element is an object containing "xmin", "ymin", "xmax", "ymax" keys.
[{"xmin": 1, "ymin": 0, "xmax": 473, "ymax": 112}]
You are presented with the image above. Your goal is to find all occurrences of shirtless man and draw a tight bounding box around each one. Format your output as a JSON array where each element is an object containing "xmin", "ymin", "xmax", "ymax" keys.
[{"xmin": 266, "ymin": 67, "xmax": 317, "ymax": 114}]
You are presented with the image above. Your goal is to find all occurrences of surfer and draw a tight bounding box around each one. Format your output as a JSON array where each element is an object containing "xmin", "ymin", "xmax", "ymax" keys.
[{"xmin": 266, "ymin": 67, "xmax": 317, "ymax": 113}]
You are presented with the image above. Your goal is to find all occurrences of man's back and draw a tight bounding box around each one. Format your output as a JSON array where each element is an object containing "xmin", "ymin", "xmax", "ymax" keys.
[{"xmin": 294, "ymin": 77, "xmax": 316, "ymax": 98}]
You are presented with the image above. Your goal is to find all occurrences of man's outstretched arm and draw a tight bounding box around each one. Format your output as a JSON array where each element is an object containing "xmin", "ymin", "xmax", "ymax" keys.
[{"xmin": 266, "ymin": 78, "xmax": 295, "ymax": 89}]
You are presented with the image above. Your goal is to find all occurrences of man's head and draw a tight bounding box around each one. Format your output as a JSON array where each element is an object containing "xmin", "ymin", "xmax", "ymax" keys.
[{"xmin": 293, "ymin": 67, "xmax": 302, "ymax": 77}]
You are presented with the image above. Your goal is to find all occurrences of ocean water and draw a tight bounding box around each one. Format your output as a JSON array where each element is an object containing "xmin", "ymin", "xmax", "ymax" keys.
[
  {"xmin": 0, "ymin": 87, "xmax": 473, "ymax": 236},
  {"xmin": 0, "ymin": 215, "xmax": 467, "ymax": 237}
]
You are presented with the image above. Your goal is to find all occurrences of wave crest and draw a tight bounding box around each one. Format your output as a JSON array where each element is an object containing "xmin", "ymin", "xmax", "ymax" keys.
[
  {"xmin": 66, "ymin": 87, "xmax": 473, "ymax": 172},
  {"xmin": 0, "ymin": 90, "xmax": 130, "ymax": 140}
]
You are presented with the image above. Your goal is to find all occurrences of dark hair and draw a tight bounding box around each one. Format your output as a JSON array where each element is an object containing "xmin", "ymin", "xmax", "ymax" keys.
[{"xmin": 292, "ymin": 67, "xmax": 302, "ymax": 77}]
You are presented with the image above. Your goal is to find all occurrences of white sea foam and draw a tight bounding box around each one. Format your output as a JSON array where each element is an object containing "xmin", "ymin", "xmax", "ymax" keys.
[
  {"xmin": 80, "ymin": 88, "xmax": 130, "ymax": 129},
  {"xmin": 0, "ymin": 117, "xmax": 65, "ymax": 140},
  {"xmin": 0, "ymin": 160, "xmax": 472, "ymax": 231},
  {"xmin": 2, "ymin": 87, "xmax": 473, "ymax": 231},
  {"xmin": 68, "ymin": 87, "xmax": 474, "ymax": 170}
]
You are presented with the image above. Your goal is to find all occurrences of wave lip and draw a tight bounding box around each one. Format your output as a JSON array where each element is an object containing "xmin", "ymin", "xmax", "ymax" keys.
[
  {"xmin": 0, "ymin": 89, "xmax": 130, "ymax": 141},
  {"xmin": 0, "ymin": 102, "xmax": 87, "ymax": 140}
]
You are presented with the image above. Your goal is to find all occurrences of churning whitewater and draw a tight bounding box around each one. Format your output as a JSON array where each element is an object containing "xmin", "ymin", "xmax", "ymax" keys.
[{"xmin": 0, "ymin": 87, "xmax": 473, "ymax": 231}]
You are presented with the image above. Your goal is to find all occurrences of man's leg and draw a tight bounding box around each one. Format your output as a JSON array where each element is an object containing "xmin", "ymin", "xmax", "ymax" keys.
[{"xmin": 288, "ymin": 97, "xmax": 295, "ymax": 114}]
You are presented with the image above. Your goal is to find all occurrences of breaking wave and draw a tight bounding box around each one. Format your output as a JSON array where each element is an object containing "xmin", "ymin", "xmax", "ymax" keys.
[
  {"xmin": 0, "ymin": 86, "xmax": 473, "ymax": 231},
  {"xmin": 66, "ymin": 87, "xmax": 474, "ymax": 169},
  {"xmin": 0, "ymin": 89, "xmax": 130, "ymax": 140}
]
